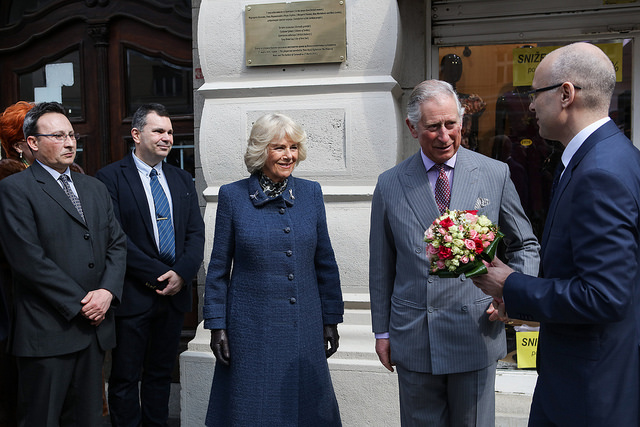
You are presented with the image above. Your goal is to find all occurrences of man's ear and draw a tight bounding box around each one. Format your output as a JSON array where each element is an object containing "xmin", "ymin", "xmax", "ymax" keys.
[
  {"xmin": 406, "ymin": 118, "xmax": 419, "ymax": 138},
  {"xmin": 131, "ymin": 127, "xmax": 141, "ymax": 143},
  {"xmin": 26, "ymin": 136, "xmax": 38, "ymax": 152}
]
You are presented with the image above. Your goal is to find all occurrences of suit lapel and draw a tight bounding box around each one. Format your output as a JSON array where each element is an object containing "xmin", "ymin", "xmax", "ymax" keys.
[
  {"xmin": 31, "ymin": 162, "xmax": 87, "ymax": 227},
  {"xmin": 121, "ymin": 154, "xmax": 156, "ymax": 241},
  {"xmin": 449, "ymin": 147, "xmax": 480, "ymax": 211},
  {"xmin": 540, "ymin": 120, "xmax": 620, "ymax": 252},
  {"xmin": 398, "ymin": 152, "xmax": 440, "ymax": 231}
]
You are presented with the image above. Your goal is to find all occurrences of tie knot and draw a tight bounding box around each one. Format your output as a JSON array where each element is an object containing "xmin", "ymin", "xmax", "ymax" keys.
[
  {"xmin": 59, "ymin": 174, "xmax": 70, "ymax": 183},
  {"xmin": 434, "ymin": 163, "xmax": 446, "ymax": 172},
  {"xmin": 150, "ymin": 168, "xmax": 158, "ymax": 178}
]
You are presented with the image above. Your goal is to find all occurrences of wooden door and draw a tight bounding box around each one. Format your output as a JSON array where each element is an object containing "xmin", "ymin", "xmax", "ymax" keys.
[{"xmin": 0, "ymin": 0, "xmax": 193, "ymax": 176}]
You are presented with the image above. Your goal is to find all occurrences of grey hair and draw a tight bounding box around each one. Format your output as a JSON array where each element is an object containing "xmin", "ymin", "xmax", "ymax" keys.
[
  {"xmin": 547, "ymin": 43, "xmax": 615, "ymax": 113},
  {"xmin": 244, "ymin": 113, "xmax": 308, "ymax": 174},
  {"xmin": 406, "ymin": 80, "xmax": 465, "ymax": 127}
]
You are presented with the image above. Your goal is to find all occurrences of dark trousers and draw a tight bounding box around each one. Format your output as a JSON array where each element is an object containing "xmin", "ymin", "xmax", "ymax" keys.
[
  {"xmin": 0, "ymin": 340, "xmax": 17, "ymax": 427},
  {"xmin": 108, "ymin": 297, "xmax": 184, "ymax": 427},
  {"xmin": 16, "ymin": 335, "xmax": 104, "ymax": 427}
]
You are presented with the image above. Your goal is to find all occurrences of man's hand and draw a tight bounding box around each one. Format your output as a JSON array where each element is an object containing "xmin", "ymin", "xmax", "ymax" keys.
[
  {"xmin": 486, "ymin": 298, "xmax": 509, "ymax": 323},
  {"xmin": 375, "ymin": 338, "xmax": 395, "ymax": 372},
  {"xmin": 471, "ymin": 257, "xmax": 514, "ymax": 300},
  {"xmin": 81, "ymin": 289, "xmax": 114, "ymax": 326},
  {"xmin": 156, "ymin": 270, "xmax": 185, "ymax": 296},
  {"xmin": 324, "ymin": 324, "xmax": 340, "ymax": 358},
  {"xmin": 210, "ymin": 329, "xmax": 230, "ymax": 366}
]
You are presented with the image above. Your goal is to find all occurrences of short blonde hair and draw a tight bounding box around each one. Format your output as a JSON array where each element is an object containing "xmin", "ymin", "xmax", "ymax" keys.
[{"xmin": 244, "ymin": 113, "xmax": 308, "ymax": 174}]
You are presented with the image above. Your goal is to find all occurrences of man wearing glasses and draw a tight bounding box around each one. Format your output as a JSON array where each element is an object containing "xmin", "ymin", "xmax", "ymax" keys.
[
  {"xmin": 0, "ymin": 101, "xmax": 127, "ymax": 426},
  {"xmin": 474, "ymin": 42, "xmax": 640, "ymax": 425}
]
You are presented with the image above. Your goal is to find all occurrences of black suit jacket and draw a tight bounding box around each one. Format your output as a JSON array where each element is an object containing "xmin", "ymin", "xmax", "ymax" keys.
[
  {"xmin": 0, "ymin": 162, "xmax": 127, "ymax": 357},
  {"xmin": 96, "ymin": 154, "xmax": 205, "ymax": 316}
]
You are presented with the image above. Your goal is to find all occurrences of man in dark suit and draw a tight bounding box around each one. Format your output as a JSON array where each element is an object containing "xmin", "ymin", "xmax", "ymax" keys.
[
  {"xmin": 0, "ymin": 102, "xmax": 127, "ymax": 426},
  {"xmin": 473, "ymin": 42, "xmax": 640, "ymax": 426},
  {"xmin": 369, "ymin": 80, "xmax": 540, "ymax": 426},
  {"xmin": 96, "ymin": 103, "xmax": 205, "ymax": 427}
]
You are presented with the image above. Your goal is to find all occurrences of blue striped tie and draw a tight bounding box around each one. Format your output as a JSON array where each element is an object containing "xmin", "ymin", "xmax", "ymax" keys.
[{"xmin": 149, "ymin": 168, "xmax": 175, "ymax": 264}]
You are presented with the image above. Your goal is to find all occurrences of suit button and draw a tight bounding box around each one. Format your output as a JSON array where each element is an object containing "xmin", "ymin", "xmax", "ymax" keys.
[
  {"xmin": 84, "ymin": 233, "xmax": 90, "ymax": 240},
  {"xmin": 461, "ymin": 305, "xmax": 468, "ymax": 312},
  {"xmin": 415, "ymin": 248, "xmax": 422, "ymax": 254},
  {"xmin": 279, "ymin": 208, "xmax": 285, "ymax": 214},
  {"xmin": 284, "ymin": 227, "xmax": 291, "ymax": 233},
  {"xmin": 286, "ymin": 250, "xmax": 293, "ymax": 257},
  {"xmin": 88, "ymin": 263, "xmax": 95, "ymax": 268},
  {"xmin": 428, "ymin": 306, "xmax": 434, "ymax": 313},
  {"xmin": 289, "ymin": 297, "xmax": 297, "ymax": 304},
  {"xmin": 428, "ymin": 278, "xmax": 433, "ymax": 284},
  {"xmin": 288, "ymin": 274, "xmax": 294, "ymax": 280}
]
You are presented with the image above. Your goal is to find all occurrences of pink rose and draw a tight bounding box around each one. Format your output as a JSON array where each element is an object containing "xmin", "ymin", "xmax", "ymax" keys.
[
  {"xmin": 427, "ymin": 244, "xmax": 438, "ymax": 255},
  {"xmin": 461, "ymin": 256, "xmax": 469, "ymax": 264},
  {"xmin": 469, "ymin": 229, "xmax": 478, "ymax": 239},
  {"xmin": 464, "ymin": 239, "xmax": 476, "ymax": 250},
  {"xmin": 436, "ymin": 260, "xmax": 446, "ymax": 269},
  {"xmin": 444, "ymin": 235, "xmax": 453, "ymax": 243}
]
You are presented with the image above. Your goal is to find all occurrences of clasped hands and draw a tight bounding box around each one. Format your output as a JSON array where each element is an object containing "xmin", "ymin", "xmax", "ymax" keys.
[
  {"xmin": 210, "ymin": 324, "xmax": 340, "ymax": 366},
  {"xmin": 81, "ymin": 288, "xmax": 113, "ymax": 326},
  {"xmin": 471, "ymin": 257, "xmax": 513, "ymax": 323}
]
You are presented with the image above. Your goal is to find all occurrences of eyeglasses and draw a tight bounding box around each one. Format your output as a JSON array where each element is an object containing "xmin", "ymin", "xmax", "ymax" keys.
[
  {"xmin": 527, "ymin": 83, "xmax": 582, "ymax": 103},
  {"xmin": 32, "ymin": 132, "xmax": 80, "ymax": 143}
]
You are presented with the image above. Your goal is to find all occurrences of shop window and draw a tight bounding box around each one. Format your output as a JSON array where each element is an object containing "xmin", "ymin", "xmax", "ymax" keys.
[{"xmin": 438, "ymin": 40, "xmax": 632, "ymax": 241}]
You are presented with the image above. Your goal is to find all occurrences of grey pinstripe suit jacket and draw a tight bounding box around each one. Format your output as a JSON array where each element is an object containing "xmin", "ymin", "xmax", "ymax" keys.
[{"xmin": 369, "ymin": 147, "xmax": 539, "ymax": 374}]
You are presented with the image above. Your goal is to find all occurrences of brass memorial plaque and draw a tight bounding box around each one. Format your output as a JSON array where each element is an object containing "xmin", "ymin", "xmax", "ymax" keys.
[{"xmin": 245, "ymin": 0, "xmax": 346, "ymax": 66}]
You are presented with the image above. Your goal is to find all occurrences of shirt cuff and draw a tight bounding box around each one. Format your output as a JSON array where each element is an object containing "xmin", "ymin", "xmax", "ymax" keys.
[{"xmin": 375, "ymin": 332, "xmax": 390, "ymax": 339}]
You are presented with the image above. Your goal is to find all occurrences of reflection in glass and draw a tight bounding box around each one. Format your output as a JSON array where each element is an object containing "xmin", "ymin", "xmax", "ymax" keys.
[{"xmin": 125, "ymin": 49, "xmax": 193, "ymax": 117}]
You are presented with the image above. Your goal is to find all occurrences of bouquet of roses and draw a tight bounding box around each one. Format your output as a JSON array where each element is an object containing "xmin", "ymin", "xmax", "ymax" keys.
[{"xmin": 424, "ymin": 209, "xmax": 504, "ymax": 278}]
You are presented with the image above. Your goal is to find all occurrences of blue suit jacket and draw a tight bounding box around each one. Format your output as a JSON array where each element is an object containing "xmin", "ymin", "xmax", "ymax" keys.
[
  {"xmin": 370, "ymin": 147, "xmax": 540, "ymax": 374},
  {"xmin": 96, "ymin": 154, "xmax": 205, "ymax": 315},
  {"xmin": 505, "ymin": 120, "xmax": 640, "ymax": 425}
]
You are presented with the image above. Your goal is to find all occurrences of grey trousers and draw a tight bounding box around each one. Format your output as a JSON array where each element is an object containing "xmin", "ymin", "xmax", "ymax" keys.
[{"xmin": 397, "ymin": 362, "xmax": 497, "ymax": 427}]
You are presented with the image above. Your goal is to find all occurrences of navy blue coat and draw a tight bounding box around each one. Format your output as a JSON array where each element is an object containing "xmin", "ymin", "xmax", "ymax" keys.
[
  {"xmin": 505, "ymin": 120, "xmax": 640, "ymax": 426},
  {"xmin": 203, "ymin": 174, "xmax": 343, "ymax": 426}
]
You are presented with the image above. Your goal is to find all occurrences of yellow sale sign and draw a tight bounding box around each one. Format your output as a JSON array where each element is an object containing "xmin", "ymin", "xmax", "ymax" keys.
[{"xmin": 516, "ymin": 331, "xmax": 538, "ymax": 369}]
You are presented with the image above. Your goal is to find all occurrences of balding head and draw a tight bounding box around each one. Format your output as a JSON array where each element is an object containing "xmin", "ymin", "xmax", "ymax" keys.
[{"xmin": 543, "ymin": 42, "xmax": 616, "ymax": 114}]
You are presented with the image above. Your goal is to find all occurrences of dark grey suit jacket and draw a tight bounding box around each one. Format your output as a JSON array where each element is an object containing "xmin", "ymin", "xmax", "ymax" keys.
[
  {"xmin": 370, "ymin": 147, "xmax": 540, "ymax": 374},
  {"xmin": 0, "ymin": 161, "xmax": 127, "ymax": 357}
]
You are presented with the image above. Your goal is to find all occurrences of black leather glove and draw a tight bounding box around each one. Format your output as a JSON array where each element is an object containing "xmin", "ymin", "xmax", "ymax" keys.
[
  {"xmin": 324, "ymin": 324, "xmax": 339, "ymax": 358},
  {"xmin": 210, "ymin": 329, "xmax": 230, "ymax": 366}
]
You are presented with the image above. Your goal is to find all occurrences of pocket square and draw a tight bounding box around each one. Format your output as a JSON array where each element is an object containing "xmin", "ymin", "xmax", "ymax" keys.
[{"xmin": 474, "ymin": 198, "xmax": 489, "ymax": 209}]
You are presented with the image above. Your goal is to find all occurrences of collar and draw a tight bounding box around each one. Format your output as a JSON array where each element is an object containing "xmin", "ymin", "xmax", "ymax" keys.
[
  {"xmin": 248, "ymin": 173, "xmax": 295, "ymax": 207},
  {"xmin": 421, "ymin": 150, "xmax": 457, "ymax": 173},
  {"xmin": 37, "ymin": 160, "xmax": 71, "ymax": 181},
  {"xmin": 132, "ymin": 151, "xmax": 164, "ymax": 177},
  {"xmin": 561, "ymin": 117, "xmax": 611, "ymax": 171}
]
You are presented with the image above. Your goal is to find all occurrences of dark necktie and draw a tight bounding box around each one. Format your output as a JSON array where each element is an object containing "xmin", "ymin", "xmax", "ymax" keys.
[
  {"xmin": 550, "ymin": 162, "xmax": 565, "ymax": 200},
  {"xmin": 434, "ymin": 164, "xmax": 450, "ymax": 214},
  {"xmin": 58, "ymin": 174, "xmax": 85, "ymax": 222},
  {"xmin": 150, "ymin": 169, "xmax": 175, "ymax": 264}
]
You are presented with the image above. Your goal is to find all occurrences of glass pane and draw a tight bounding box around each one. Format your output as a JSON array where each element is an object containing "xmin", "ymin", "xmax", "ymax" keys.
[
  {"xmin": 438, "ymin": 40, "xmax": 632, "ymax": 241},
  {"xmin": 125, "ymin": 49, "xmax": 193, "ymax": 117},
  {"xmin": 18, "ymin": 50, "xmax": 82, "ymax": 118}
]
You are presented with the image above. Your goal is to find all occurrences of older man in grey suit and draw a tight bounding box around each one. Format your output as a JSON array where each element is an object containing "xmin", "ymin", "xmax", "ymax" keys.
[
  {"xmin": 0, "ymin": 102, "xmax": 127, "ymax": 426},
  {"xmin": 369, "ymin": 80, "xmax": 539, "ymax": 426}
]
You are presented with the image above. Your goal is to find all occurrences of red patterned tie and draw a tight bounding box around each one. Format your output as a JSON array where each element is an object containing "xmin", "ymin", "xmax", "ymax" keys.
[{"xmin": 434, "ymin": 164, "xmax": 450, "ymax": 214}]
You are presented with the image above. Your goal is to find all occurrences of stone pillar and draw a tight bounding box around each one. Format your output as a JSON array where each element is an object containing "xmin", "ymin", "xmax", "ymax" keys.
[{"xmin": 182, "ymin": 1, "xmax": 403, "ymax": 425}]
